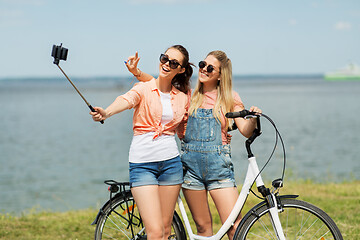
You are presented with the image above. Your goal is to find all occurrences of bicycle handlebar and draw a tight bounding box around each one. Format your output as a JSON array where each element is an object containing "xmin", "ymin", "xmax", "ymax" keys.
[{"xmin": 225, "ymin": 110, "xmax": 257, "ymax": 118}]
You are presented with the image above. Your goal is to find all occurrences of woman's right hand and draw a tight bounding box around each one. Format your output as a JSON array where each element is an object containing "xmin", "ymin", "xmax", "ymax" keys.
[
  {"xmin": 125, "ymin": 51, "xmax": 140, "ymax": 76},
  {"xmin": 90, "ymin": 107, "xmax": 107, "ymax": 122}
]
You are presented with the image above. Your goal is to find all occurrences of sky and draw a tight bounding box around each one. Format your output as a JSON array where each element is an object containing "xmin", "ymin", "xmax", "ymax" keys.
[{"xmin": 0, "ymin": 0, "xmax": 359, "ymax": 78}]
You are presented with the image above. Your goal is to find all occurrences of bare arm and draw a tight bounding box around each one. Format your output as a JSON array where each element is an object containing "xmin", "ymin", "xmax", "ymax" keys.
[
  {"xmin": 90, "ymin": 96, "xmax": 130, "ymax": 122},
  {"xmin": 125, "ymin": 51, "xmax": 154, "ymax": 82}
]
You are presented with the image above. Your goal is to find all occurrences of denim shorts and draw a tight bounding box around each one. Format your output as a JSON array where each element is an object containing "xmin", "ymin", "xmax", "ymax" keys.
[
  {"xmin": 181, "ymin": 145, "xmax": 236, "ymax": 191},
  {"xmin": 129, "ymin": 156, "xmax": 183, "ymax": 188}
]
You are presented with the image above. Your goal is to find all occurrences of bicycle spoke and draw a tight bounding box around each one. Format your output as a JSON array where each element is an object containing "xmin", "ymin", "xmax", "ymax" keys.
[
  {"xmin": 318, "ymin": 231, "xmax": 331, "ymax": 240},
  {"xmin": 296, "ymin": 218, "xmax": 320, "ymax": 239},
  {"xmin": 247, "ymin": 232, "xmax": 271, "ymax": 239},
  {"xmin": 295, "ymin": 211, "xmax": 313, "ymax": 238},
  {"xmin": 105, "ymin": 215, "xmax": 132, "ymax": 239},
  {"xmin": 102, "ymin": 232, "xmax": 120, "ymax": 240},
  {"xmin": 259, "ymin": 215, "xmax": 277, "ymax": 239}
]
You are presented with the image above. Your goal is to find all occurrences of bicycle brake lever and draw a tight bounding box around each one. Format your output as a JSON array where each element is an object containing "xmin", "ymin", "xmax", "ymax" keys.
[{"xmin": 244, "ymin": 115, "xmax": 258, "ymax": 120}]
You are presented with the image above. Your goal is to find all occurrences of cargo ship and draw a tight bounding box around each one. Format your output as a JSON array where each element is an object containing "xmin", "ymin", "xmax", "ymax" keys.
[{"xmin": 324, "ymin": 63, "xmax": 360, "ymax": 80}]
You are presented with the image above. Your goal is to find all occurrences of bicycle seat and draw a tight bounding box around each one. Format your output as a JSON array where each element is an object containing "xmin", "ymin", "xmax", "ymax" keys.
[{"xmin": 104, "ymin": 180, "xmax": 130, "ymax": 186}]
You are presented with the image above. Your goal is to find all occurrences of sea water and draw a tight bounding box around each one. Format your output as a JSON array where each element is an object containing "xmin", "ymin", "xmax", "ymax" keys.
[{"xmin": 0, "ymin": 75, "xmax": 359, "ymax": 214}]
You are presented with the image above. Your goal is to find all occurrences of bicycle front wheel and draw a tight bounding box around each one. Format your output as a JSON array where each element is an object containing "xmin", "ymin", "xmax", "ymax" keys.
[
  {"xmin": 94, "ymin": 191, "xmax": 186, "ymax": 240},
  {"xmin": 235, "ymin": 198, "xmax": 343, "ymax": 240}
]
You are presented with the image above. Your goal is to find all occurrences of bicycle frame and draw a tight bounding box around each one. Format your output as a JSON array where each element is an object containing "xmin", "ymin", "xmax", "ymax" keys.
[
  {"xmin": 177, "ymin": 156, "xmax": 285, "ymax": 240},
  {"xmin": 177, "ymin": 115, "xmax": 287, "ymax": 240}
]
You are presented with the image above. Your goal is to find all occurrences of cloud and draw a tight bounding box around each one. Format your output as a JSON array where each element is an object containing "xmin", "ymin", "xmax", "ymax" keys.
[
  {"xmin": 288, "ymin": 19, "xmax": 298, "ymax": 26},
  {"xmin": 0, "ymin": 0, "xmax": 44, "ymax": 28},
  {"xmin": 0, "ymin": 9, "xmax": 23, "ymax": 18},
  {"xmin": 0, "ymin": 0, "xmax": 44, "ymax": 5},
  {"xmin": 131, "ymin": 0, "xmax": 176, "ymax": 3},
  {"xmin": 0, "ymin": 9, "xmax": 26, "ymax": 27},
  {"xmin": 129, "ymin": 0, "xmax": 210, "ymax": 4},
  {"xmin": 334, "ymin": 21, "xmax": 352, "ymax": 31}
]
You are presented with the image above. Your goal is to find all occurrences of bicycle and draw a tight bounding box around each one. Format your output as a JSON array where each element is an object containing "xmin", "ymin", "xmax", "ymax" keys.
[{"xmin": 92, "ymin": 110, "xmax": 343, "ymax": 240}]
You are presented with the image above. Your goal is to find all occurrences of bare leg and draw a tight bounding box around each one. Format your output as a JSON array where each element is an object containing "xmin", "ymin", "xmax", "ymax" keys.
[
  {"xmin": 182, "ymin": 188, "xmax": 213, "ymax": 236},
  {"xmin": 131, "ymin": 185, "xmax": 164, "ymax": 240},
  {"xmin": 159, "ymin": 184, "xmax": 181, "ymax": 238},
  {"xmin": 210, "ymin": 187, "xmax": 241, "ymax": 240}
]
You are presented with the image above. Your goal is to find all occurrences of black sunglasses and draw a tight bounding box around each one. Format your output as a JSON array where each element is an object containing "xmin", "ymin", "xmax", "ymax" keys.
[
  {"xmin": 198, "ymin": 61, "xmax": 219, "ymax": 73},
  {"xmin": 160, "ymin": 54, "xmax": 183, "ymax": 69}
]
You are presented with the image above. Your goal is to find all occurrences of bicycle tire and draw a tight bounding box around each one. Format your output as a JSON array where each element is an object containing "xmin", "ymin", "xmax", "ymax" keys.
[
  {"xmin": 94, "ymin": 191, "xmax": 186, "ymax": 240},
  {"xmin": 234, "ymin": 198, "xmax": 343, "ymax": 240}
]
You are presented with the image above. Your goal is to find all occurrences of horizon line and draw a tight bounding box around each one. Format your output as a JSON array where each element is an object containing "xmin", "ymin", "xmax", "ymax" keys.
[{"xmin": 0, "ymin": 73, "xmax": 324, "ymax": 81}]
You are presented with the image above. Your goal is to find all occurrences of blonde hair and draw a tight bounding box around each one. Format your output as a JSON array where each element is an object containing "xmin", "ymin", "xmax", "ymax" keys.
[{"xmin": 189, "ymin": 50, "xmax": 236, "ymax": 129}]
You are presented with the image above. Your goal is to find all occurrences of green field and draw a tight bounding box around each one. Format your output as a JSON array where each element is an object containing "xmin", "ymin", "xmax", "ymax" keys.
[{"xmin": 1, "ymin": 181, "xmax": 359, "ymax": 239}]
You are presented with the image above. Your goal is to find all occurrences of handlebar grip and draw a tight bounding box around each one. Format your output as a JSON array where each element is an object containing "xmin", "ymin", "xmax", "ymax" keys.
[
  {"xmin": 89, "ymin": 105, "xmax": 104, "ymax": 124},
  {"xmin": 225, "ymin": 110, "xmax": 253, "ymax": 118}
]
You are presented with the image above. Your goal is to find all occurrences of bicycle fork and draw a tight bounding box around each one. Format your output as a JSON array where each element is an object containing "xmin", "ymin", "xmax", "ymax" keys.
[
  {"xmin": 260, "ymin": 187, "xmax": 286, "ymax": 240},
  {"xmin": 248, "ymin": 156, "xmax": 286, "ymax": 240}
]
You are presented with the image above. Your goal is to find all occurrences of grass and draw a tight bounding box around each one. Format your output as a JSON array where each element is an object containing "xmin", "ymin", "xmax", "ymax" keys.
[{"xmin": 0, "ymin": 181, "xmax": 359, "ymax": 239}]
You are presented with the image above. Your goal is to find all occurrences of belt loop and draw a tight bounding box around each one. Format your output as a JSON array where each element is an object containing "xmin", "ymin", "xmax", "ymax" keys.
[{"xmin": 218, "ymin": 146, "xmax": 221, "ymax": 155}]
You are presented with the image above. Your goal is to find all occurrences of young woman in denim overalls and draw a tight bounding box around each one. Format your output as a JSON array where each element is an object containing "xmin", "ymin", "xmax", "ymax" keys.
[{"xmin": 181, "ymin": 51, "xmax": 262, "ymax": 240}]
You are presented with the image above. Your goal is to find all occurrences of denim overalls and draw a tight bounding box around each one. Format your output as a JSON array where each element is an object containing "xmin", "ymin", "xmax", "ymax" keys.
[{"xmin": 181, "ymin": 108, "xmax": 236, "ymax": 190}]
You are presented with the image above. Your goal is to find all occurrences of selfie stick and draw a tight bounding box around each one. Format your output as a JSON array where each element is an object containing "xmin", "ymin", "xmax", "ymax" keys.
[{"xmin": 51, "ymin": 44, "xmax": 104, "ymax": 124}]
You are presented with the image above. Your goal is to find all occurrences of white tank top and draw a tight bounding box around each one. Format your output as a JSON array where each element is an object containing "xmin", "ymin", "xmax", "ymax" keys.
[{"xmin": 128, "ymin": 91, "xmax": 179, "ymax": 163}]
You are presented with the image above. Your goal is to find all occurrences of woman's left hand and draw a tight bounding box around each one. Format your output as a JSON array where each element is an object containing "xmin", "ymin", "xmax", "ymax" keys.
[
  {"xmin": 249, "ymin": 106, "xmax": 262, "ymax": 115},
  {"xmin": 125, "ymin": 51, "xmax": 140, "ymax": 76}
]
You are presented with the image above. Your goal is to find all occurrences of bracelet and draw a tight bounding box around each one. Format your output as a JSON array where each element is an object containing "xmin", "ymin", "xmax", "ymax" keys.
[{"xmin": 133, "ymin": 69, "xmax": 142, "ymax": 77}]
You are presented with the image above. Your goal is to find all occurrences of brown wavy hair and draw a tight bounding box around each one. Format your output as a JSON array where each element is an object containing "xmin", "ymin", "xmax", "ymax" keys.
[{"xmin": 167, "ymin": 45, "xmax": 193, "ymax": 94}]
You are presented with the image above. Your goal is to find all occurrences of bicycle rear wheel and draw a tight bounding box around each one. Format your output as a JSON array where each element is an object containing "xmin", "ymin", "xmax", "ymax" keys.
[
  {"xmin": 94, "ymin": 191, "xmax": 186, "ymax": 240},
  {"xmin": 234, "ymin": 198, "xmax": 343, "ymax": 240}
]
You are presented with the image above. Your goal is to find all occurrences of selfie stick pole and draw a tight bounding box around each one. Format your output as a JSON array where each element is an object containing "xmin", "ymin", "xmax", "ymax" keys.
[
  {"xmin": 57, "ymin": 65, "xmax": 89, "ymax": 107},
  {"xmin": 56, "ymin": 64, "xmax": 104, "ymax": 124}
]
